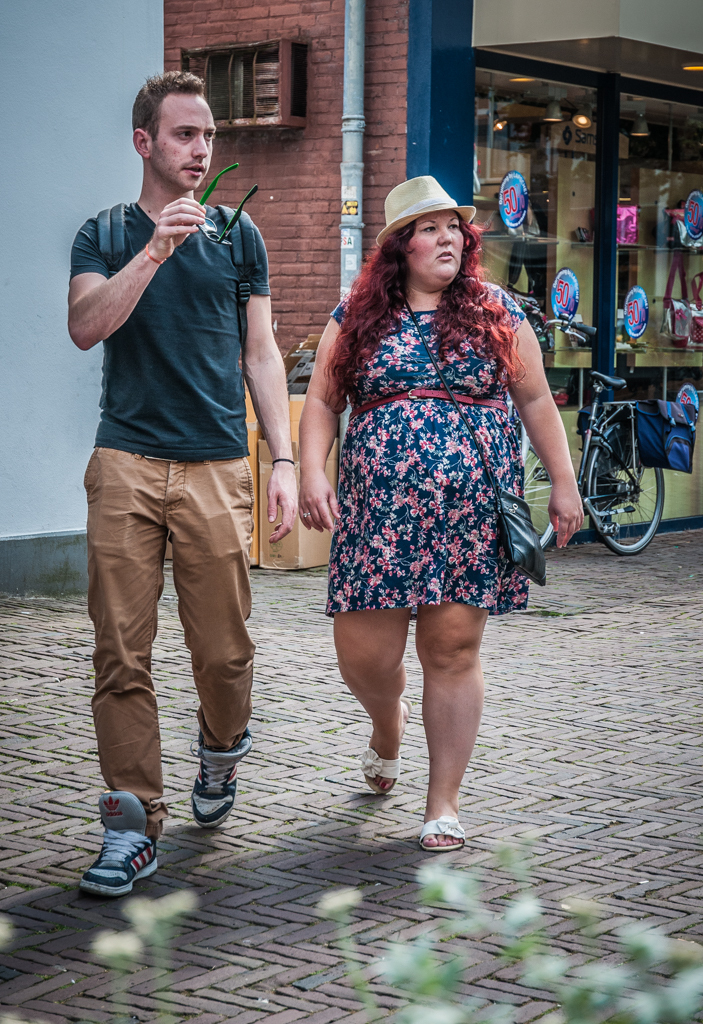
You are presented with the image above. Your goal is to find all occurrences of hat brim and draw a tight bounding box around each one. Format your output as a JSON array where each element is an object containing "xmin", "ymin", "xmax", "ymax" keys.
[{"xmin": 376, "ymin": 203, "xmax": 476, "ymax": 247}]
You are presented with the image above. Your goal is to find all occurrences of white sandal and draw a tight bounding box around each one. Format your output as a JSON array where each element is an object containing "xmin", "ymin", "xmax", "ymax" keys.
[
  {"xmin": 360, "ymin": 697, "xmax": 411, "ymax": 795},
  {"xmin": 419, "ymin": 816, "xmax": 466, "ymax": 851}
]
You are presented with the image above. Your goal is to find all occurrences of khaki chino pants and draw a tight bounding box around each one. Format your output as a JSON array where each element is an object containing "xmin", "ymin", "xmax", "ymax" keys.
[{"xmin": 85, "ymin": 447, "xmax": 255, "ymax": 837}]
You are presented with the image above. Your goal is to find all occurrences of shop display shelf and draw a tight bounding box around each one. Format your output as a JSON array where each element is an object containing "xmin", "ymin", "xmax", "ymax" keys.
[
  {"xmin": 544, "ymin": 349, "xmax": 593, "ymax": 369},
  {"xmin": 625, "ymin": 349, "xmax": 703, "ymax": 367}
]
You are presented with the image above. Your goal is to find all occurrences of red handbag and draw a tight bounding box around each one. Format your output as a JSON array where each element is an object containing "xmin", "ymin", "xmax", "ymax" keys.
[
  {"xmin": 661, "ymin": 250, "xmax": 691, "ymax": 348},
  {"xmin": 690, "ymin": 272, "xmax": 703, "ymax": 349}
]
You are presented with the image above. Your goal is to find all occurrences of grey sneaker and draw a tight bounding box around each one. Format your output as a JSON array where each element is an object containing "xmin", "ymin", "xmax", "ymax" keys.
[
  {"xmin": 191, "ymin": 729, "xmax": 252, "ymax": 828},
  {"xmin": 79, "ymin": 791, "xmax": 157, "ymax": 897}
]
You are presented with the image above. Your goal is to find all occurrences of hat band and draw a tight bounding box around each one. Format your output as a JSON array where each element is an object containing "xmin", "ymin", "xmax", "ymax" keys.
[{"xmin": 388, "ymin": 194, "xmax": 458, "ymax": 226}]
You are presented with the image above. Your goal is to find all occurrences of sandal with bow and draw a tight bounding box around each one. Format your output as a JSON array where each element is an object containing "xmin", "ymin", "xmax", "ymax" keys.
[
  {"xmin": 360, "ymin": 697, "xmax": 412, "ymax": 795},
  {"xmin": 419, "ymin": 816, "xmax": 466, "ymax": 851}
]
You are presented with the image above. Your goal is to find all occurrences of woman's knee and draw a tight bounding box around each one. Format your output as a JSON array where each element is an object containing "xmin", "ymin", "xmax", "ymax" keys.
[
  {"xmin": 334, "ymin": 608, "xmax": 409, "ymax": 683},
  {"xmin": 416, "ymin": 605, "xmax": 487, "ymax": 676},
  {"xmin": 417, "ymin": 636, "xmax": 480, "ymax": 676}
]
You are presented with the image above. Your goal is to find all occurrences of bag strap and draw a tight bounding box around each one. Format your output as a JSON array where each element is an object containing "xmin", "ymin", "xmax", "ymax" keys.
[
  {"xmin": 96, "ymin": 203, "xmax": 126, "ymax": 272},
  {"xmin": 691, "ymin": 272, "xmax": 703, "ymax": 305},
  {"xmin": 216, "ymin": 205, "xmax": 258, "ymax": 347},
  {"xmin": 664, "ymin": 249, "xmax": 688, "ymax": 304},
  {"xmin": 404, "ymin": 303, "xmax": 503, "ymax": 510}
]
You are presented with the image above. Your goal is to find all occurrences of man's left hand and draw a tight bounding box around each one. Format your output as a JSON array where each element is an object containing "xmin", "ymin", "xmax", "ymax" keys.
[{"xmin": 267, "ymin": 463, "xmax": 298, "ymax": 543}]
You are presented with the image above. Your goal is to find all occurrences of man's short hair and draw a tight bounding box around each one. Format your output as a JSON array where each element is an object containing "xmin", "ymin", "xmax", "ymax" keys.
[{"xmin": 132, "ymin": 71, "xmax": 206, "ymax": 138}]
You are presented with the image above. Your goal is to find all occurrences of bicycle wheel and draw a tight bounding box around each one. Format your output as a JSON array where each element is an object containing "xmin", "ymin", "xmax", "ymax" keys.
[
  {"xmin": 523, "ymin": 446, "xmax": 555, "ymax": 548},
  {"xmin": 585, "ymin": 421, "xmax": 664, "ymax": 554}
]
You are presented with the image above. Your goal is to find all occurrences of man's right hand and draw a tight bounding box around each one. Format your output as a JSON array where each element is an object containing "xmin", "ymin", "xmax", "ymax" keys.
[{"xmin": 148, "ymin": 198, "xmax": 206, "ymax": 261}]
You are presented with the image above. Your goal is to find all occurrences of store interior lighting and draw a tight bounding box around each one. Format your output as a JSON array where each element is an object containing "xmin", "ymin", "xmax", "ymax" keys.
[
  {"xmin": 573, "ymin": 103, "xmax": 593, "ymax": 128},
  {"xmin": 493, "ymin": 118, "xmax": 507, "ymax": 131},
  {"xmin": 543, "ymin": 98, "xmax": 563, "ymax": 122},
  {"xmin": 630, "ymin": 111, "xmax": 650, "ymax": 136}
]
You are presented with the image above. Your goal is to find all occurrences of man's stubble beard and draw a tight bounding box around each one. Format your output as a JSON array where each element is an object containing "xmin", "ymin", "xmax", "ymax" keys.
[{"xmin": 149, "ymin": 139, "xmax": 204, "ymax": 196}]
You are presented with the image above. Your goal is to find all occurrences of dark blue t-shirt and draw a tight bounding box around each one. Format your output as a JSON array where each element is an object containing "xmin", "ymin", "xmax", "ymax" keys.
[{"xmin": 70, "ymin": 202, "xmax": 270, "ymax": 461}]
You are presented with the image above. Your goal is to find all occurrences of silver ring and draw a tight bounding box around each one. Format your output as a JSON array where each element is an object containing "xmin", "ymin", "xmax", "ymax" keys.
[{"xmin": 302, "ymin": 512, "xmax": 311, "ymax": 518}]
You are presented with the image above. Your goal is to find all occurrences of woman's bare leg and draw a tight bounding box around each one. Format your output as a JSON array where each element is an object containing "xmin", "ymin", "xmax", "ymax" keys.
[
  {"xmin": 334, "ymin": 608, "xmax": 412, "ymax": 791},
  {"xmin": 415, "ymin": 602, "xmax": 488, "ymax": 848}
]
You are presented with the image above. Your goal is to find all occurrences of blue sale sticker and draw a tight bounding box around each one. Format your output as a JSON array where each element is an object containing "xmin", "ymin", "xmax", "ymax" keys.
[
  {"xmin": 684, "ymin": 190, "xmax": 703, "ymax": 241},
  {"xmin": 551, "ymin": 268, "xmax": 580, "ymax": 319},
  {"xmin": 624, "ymin": 285, "xmax": 649, "ymax": 339},
  {"xmin": 677, "ymin": 382, "xmax": 700, "ymax": 422},
  {"xmin": 498, "ymin": 170, "xmax": 529, "ymax": 229}
]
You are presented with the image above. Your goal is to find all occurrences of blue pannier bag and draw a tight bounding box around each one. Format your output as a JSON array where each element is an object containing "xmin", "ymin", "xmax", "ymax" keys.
[{"xmin": 636, "ymin": 399, "xmax": 696, "ymax": 473}]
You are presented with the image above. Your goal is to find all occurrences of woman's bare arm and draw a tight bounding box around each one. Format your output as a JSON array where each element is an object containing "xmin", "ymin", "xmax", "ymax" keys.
[
  {"xmin": 509, "ymin": 318, "xmax": 583, "ymax": 546},
  {"xmin": 298, "ymin": 318, "xmax": 346, "ymax": 532}
]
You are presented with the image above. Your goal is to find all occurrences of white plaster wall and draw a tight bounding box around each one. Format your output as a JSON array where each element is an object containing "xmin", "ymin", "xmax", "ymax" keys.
[
  {"xmin": 474, "ymin": 0, "xmax": 703, "ymax": 53},
  {"xmin": 0, "ymin": 0, "xmax": 163, "ymax": 538}
]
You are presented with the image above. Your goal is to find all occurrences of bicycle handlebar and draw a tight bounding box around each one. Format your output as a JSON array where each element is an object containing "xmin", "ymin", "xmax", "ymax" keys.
[{"xmin": 544, "ymin": 316, "xmax": 598, "ymax": 338}]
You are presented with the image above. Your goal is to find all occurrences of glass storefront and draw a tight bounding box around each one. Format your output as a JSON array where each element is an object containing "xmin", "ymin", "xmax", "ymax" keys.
[
  {"xmin": 475, "ymin": 71, "xmax": 599, "ymax": 412},
  {"xmin": 616, "ymin": 94, "xmax": 703, "ymax": 398},
  {"xmin": 475, "ymin": 68, "xmax": 703, "ymax": 524}
]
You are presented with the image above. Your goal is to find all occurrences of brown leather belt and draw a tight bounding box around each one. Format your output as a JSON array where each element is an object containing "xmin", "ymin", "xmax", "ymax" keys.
[{"xmin": 349, "ymin": 388, "xmax": 509, "ymax": 420}]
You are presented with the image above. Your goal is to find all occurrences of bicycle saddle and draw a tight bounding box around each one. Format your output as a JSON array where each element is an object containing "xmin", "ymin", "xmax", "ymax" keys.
[{"xmin": 591, "ymin": 371, "xmax": 626, "ymax": 390}]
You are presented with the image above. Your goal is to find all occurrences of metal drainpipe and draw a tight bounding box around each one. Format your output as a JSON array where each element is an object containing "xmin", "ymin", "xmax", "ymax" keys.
[
  {"xmin": 339, "ymin": 0, "xmax": 365, "ymax": 299},
  {"xmin": 338, "ymin": 0, "xmax": 366, "ymax": 445}
]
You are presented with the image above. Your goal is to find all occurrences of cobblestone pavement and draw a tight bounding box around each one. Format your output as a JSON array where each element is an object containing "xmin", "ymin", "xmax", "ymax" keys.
[{"xmin": 0, "ymin": 531, "xmax": 702, "ymax": 1023}]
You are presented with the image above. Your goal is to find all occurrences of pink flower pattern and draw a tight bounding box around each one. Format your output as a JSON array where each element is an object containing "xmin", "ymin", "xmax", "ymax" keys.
[{"xmin": 327, "ymin": 288, "xmax": 529, "ymax": 617}]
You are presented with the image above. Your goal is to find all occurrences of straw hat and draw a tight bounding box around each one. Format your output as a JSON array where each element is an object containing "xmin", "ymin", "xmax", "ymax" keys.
[{"xmin": 376, "ymin": 175, "xmax": 476, "ymax": 246}]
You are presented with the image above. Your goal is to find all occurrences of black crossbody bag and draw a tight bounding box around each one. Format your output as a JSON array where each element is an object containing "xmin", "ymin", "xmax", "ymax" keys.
[{"xmin": 405, "ymin": 304, "xmax": 546, "ymax": 586}]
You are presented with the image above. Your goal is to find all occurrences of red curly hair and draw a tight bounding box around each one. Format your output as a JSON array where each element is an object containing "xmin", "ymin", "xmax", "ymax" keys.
[{"xmin": 327, "ymin": 218, "xmax": 523, "ymax": 403}]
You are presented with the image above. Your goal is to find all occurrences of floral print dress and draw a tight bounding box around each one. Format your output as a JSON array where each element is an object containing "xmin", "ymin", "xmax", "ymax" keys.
[{"xmin": 326, "ymin": 285, "xmax": 529, "ymax": 617}]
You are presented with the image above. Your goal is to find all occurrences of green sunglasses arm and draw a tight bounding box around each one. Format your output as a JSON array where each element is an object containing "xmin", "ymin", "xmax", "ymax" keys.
[
  {"xmin": 199, "ymin": 162, "xmax": 240, "ymax": 206},
  {"xmin": 218, "ymin": 184, "xmax": 259, "ymax": 241}
]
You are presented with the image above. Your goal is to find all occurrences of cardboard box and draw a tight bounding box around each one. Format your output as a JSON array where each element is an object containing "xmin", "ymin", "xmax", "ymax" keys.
[
  {"xmin": 284, "ymin": 334, "xmax": 322, "ymax": 394},
  {"xmin": 258, "ymin": 438, "xmax": 339, "ymax": 570}
]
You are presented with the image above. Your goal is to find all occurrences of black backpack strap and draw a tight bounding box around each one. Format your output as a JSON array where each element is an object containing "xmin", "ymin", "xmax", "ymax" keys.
[
  {"xmin": 217, "ymin": 205, "xmax": 257, "ymax": 347},
  {"xmin": 96, "ymin": 204, "xmax": 126, "ymax": 273}
]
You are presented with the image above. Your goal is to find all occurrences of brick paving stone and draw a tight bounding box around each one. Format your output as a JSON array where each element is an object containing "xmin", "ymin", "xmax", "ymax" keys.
[{"xmin": 0, "ymin": 532, "xmax": 702, "ymax": 1021}]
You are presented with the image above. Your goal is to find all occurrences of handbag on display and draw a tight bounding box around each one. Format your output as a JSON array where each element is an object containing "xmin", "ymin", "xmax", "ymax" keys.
[
  {"xmin": 404, "ymin": 304, "xmax": 546, "ymax": 587},
  {"xmin": 689, "ymin": 272, "xmax": 703, "ymax": 349},
  {"xmin": 616, "ymin": 204, "xmax": 638, "ymax": 245},
  {"xmin": 666, "ymin": 207, "xmax": 703, "ymax": 251},
  {"xmin": 661, "ymin": 250, "xmax": 691, "ymax": 347}
]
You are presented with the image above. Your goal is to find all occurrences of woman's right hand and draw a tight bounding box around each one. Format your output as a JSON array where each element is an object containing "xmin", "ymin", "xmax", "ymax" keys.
[{"xmin": 299, "ymin": 470, "xmax": 340, "ymax": 532}]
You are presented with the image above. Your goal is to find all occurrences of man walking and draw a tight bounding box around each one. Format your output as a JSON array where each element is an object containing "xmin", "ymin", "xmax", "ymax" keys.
[{"xmin": 68, "ymin": 72, "xmax": 297, "ymax": 896}]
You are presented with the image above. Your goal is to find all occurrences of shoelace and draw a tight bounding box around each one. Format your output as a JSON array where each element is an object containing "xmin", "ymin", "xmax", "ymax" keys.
[
  {"xmin": 99, "ymin": 829, "xmax": 149, "ymax": 863},
  {"xmin": 199, "ymin": 750, "xmax": 237, "ymax": 793}
]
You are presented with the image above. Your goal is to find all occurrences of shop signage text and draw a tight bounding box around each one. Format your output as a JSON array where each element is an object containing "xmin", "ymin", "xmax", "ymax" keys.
[
  {"xmin": 624, "ymin": 285, "xmax": 649, "ymax": 339},
  {"xmin": 499, "ymin": 170, "xmax": 529, "ymax": 229},
  {"xmin": 551, "ymin": 268, "xmax": 580, "ymax": 319},
  {"xmin": 684, "ymin": 190, "xmax": 703, "ymax": 241},
  {"xmin": 550, "ymin": 121, "xmax": 629, "ymax": 158}
]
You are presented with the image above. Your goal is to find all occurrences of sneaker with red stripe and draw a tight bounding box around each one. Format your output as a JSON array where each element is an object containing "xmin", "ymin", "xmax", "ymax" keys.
[{"xmin": 80, "ymin": 791, "xmax": 157, "ymax": 897}]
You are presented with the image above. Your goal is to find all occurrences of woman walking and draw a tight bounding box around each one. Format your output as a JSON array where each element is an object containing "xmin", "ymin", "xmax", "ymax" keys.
[{"xmin": 299, "ymin": 177, "xmax": 582, "ymax": 850}]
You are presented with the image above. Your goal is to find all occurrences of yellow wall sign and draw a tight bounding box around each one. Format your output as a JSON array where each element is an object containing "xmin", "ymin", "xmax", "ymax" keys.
[{"xmin": 342, "ymin": 200, "xmax": 359, "ymax": 215}]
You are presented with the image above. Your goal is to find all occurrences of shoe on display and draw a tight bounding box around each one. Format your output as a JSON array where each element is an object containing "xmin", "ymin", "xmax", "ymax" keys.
[
  {"xmin": 79, "ymin": 791, "xmax": 157, "ymax": 897},
  {"xmin": 191, "ymin": 728, "xmax": 252, "ymax": 829}
]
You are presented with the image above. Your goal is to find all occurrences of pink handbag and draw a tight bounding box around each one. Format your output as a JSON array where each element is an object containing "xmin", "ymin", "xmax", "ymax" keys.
[
  {"xmin": 616, "ymin": 205, "xmax": 638, "ymax": 245},
  {"xmin": 690, "ymin": 272, "xmax": 703, "ymax": 349},
  {"xmin": 661, "ymin": 250, "xmax": 691, "ymax": 348}
]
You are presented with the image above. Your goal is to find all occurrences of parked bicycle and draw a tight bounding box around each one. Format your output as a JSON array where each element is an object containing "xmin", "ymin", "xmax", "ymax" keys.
[{"xmin": 522, "ymin": 319, "xmax": 665, "ymax": 555}]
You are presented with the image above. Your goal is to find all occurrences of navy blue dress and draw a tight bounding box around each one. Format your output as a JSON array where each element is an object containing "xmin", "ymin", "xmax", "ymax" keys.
[{"xmin": 326, "ymin": 286, "xmax": 529, "ymax": 617}]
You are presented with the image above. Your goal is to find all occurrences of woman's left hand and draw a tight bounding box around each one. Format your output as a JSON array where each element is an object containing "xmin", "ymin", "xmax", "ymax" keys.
[{"xmin": 548, "ymin": 479, "xmax": 584, "ymax": 548}]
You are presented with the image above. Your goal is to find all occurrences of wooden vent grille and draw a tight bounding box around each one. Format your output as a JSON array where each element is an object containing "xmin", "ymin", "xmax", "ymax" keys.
[{"xmin": 182, "ymin": 40, "xmax": 308, "ymax": 128}]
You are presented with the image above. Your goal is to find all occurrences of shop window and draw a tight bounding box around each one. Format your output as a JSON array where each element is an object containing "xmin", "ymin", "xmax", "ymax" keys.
[
  {"xmin": 182, "ymin": 40, "xmax": 308, "ymax": 129},
  {"xmin": 475, "ymin": 72, "xmax": 599, "ymax": 413},
  {"xmin": 615, "ymin": 94, "xmax": 703, "ymax": 417}
]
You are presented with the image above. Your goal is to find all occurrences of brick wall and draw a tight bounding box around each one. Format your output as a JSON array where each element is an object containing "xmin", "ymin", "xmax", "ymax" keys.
[{"xmin": 165, "ymin": 0, "xmax": 408, "ymax": 353}]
